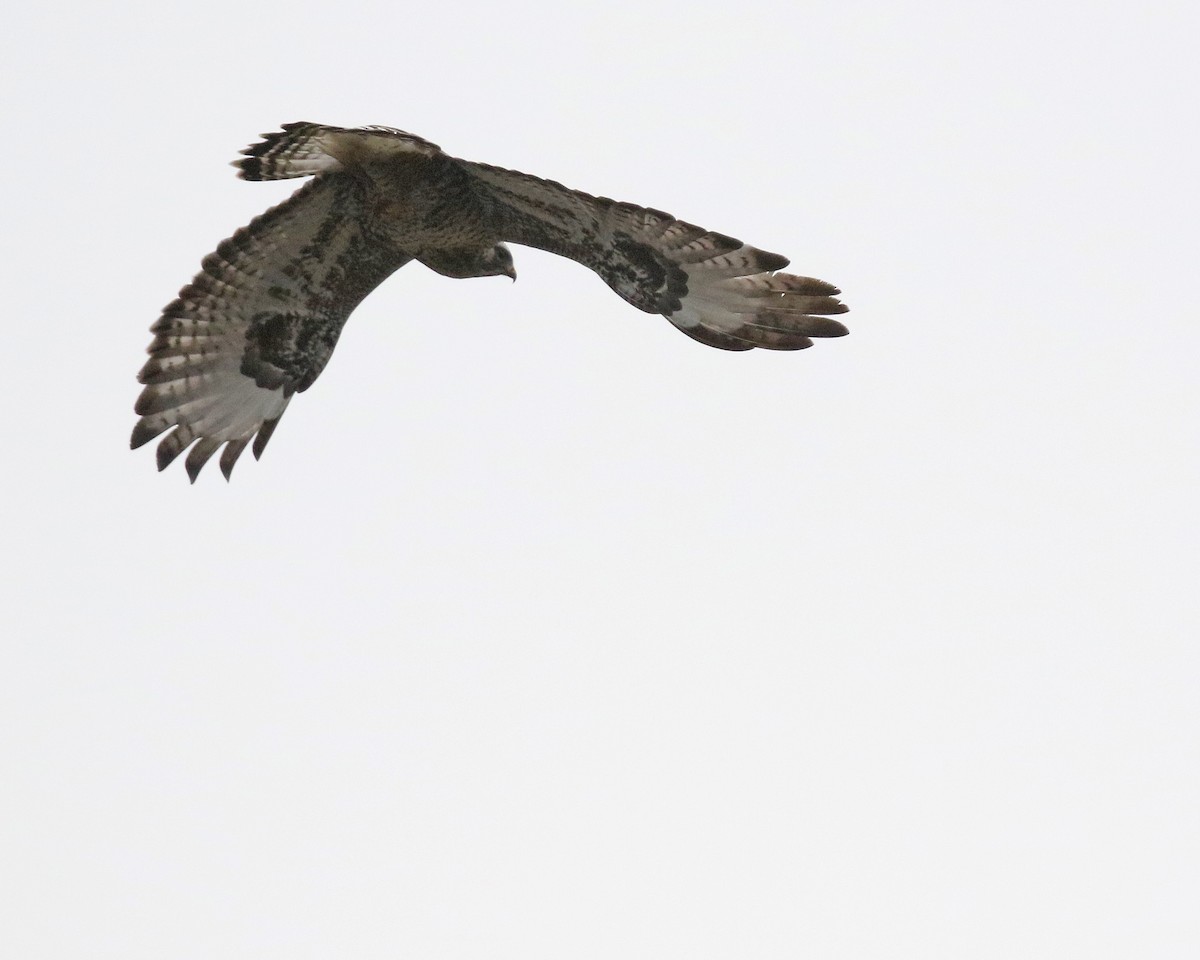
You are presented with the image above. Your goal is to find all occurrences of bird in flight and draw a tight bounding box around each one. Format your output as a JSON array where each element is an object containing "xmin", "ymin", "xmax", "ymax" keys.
[{"xmin": 133, "ymin": 122, "xmax": 849, "ymax": 480}]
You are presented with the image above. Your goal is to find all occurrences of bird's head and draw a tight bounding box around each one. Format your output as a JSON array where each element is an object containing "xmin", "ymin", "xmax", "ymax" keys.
[
  {"xmin": 417, "ymin": 244, "xmax": 517, "ymax": 281},
  {"xmin": 483, "ymin": 243, "xmax": 517, "ymax": 281}
]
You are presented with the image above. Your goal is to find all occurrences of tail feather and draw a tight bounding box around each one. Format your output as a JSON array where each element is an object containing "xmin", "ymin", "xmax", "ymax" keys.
[
  {"xmin": 235, "ymin": 122, "xmax": 344, "ymax": 180},
  {"xmin": 234, "ymin": 121, "xmax": 444, "ymax": 181}
]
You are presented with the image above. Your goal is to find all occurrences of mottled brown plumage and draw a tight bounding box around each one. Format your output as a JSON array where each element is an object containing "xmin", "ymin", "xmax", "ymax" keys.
[{"xmin": 133, "ymin": 122, "xmax": 848, "ymax": 480}]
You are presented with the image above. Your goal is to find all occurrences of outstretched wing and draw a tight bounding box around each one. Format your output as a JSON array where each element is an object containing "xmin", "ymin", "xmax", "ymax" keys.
[
  {"xmin": 458, "ymin": 161, "xmax": 848, "ymax": 351},
  {"xmin": 132, "ymin": 174, "xmax": 412, "ymax": 481}
]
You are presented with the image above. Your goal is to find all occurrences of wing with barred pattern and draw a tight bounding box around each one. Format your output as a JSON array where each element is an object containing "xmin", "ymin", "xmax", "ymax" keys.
[
  {"xmin": 458, "ymin": 160, "xmax": 848, "ymax": 351},
  {"xmin": 132, "ymin": 174, "xmax": 411, "ymax": 481}
]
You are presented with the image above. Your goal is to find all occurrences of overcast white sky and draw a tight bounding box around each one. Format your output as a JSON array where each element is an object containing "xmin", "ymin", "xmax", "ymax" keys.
[{"xmin": 3, "ymin": 1, "xmax": 1197, "ymax": 957}]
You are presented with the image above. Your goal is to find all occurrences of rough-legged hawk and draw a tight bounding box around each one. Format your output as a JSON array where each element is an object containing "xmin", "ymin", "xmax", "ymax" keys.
[{"xmin": 133, "ymin": 122, "xmax": 849, "ymax": 480}]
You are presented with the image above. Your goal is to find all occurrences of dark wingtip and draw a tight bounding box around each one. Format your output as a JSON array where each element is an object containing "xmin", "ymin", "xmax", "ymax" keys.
[
  {"xmin": 252, "ymin": 417, "xmax": 281, "ymax": 460},
  {"xmin": 184, "ymin": 439, "xmax": 221, "ymax": 483},
  {"xmin": 756, "ymin": 250, "xmax": 790, "ymax": 272},
  {"xmin": 234, "ymin": 156, "xmax": 262, "ymax": 180},
  {"xmin": 130, "ymin": 420, "xmax": 158, "ymax": 450},
  {"xmin": 219, "ymin": 438, "xmax": 250, "ymax": 481},
  {"xmin": 807, "ymin": 317, "xmax": 850, "ymax": 337},
  {"xmin": 155, "ymin": 439, "xmax": 181, "ymax": 472}
]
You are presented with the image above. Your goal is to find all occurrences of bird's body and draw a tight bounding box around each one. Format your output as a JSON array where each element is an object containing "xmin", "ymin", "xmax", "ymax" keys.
[{"xmin": 133, "ymin": 122, "xmax": 848, "ymax": 480}]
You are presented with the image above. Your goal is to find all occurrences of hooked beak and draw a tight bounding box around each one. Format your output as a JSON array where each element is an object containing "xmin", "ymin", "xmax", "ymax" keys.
[{"xmin": 504, "ymin": 265, "xmax": 517, "ymax": 282}]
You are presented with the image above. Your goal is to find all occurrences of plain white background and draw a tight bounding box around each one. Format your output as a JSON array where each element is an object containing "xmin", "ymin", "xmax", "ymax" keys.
[{"xmin": 3, "ymin": 1, "xmax": 1197, "ymax": 957}]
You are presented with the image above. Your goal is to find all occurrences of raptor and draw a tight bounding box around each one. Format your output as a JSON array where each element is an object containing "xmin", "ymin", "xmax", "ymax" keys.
[{"xmin": 133, "ymin": 122, "xmax": 849, "ymax": 480}]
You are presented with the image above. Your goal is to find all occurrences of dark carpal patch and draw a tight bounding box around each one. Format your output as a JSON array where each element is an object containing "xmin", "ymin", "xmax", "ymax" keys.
[
  {"xmin": 239, "ymin": 226, "xmax": 408, "ymax": 395},
  {"xmin": 597, "ymin": 231, "xmax": 688, "ymax": 314},
  {"xmin": 611, "ymin": 232, "xmax": 667, "ymax": 288},
  {"xmin": 242, "ymin": 310, "xmax": 338, "ymax": 394}
]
